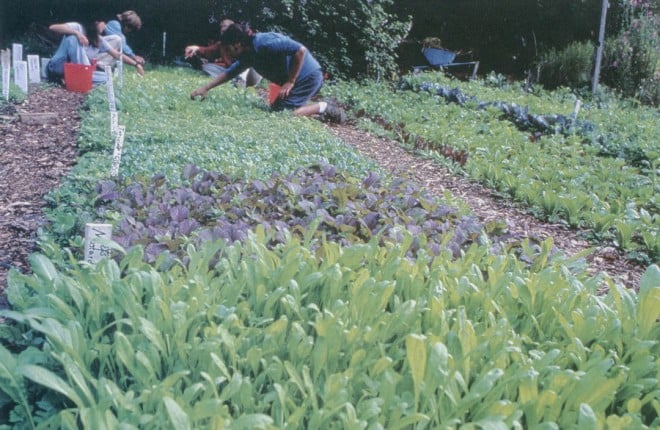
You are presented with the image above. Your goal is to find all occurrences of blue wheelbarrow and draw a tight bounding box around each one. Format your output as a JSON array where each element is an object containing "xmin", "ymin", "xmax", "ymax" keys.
[{"xmin": 413, "ymin": 47, "xmax": 480, "ymax": 80}]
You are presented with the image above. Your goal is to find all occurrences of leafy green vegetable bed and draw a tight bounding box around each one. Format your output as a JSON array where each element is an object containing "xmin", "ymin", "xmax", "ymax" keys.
[
  {"xmin": 326, "ymin": 73, "xmax": 658, "ymax": 264},
  {"xmin": 1, "ymin": 67, "xmax": 658, "ymax": 429}
]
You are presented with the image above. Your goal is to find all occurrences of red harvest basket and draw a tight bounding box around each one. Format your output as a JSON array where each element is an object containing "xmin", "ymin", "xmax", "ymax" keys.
[
  {"xmin": 64, "ymin": 62, "xmax": 95, "ymax": 93},
  {"xmin": 268, "ymin": 83, "xmax": 281, "ymax": 105}
]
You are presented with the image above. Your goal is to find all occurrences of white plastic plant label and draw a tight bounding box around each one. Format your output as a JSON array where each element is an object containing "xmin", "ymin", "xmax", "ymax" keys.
[
  {"xmin": 2, "ymin": 67, "xmax": 9, "ymax": 100},
  {"xmin": 105, "ymin": 65, "xmax": 116, "ymax": 111},
  {"xmin": 11, "ymin": 43, "xmax": 23, "ymax": 66},
  {"xmin": 27, "ymin": 55, "xmax": 40, "ymax": 83},
  {"xmin": 1, "ymin": 49, "xmax": 10, "ymax": 100},
  {"xmin": 117, "ymin": 45, "xmax": 123, "ymax": 88},
  {"xmin": 41, "ymin": 57, "xmax": 50, "ymax": 79},
  {"xmin": 84, "ymin": 223, "xmax": 113, "ymax": 264},
  {"xmin": 110, "ymin": 125, "xmax": 125, "ymax": 177},
  {"xmin": 14, "ymin": 60, "xmax": 28, "ymax": 93},
  {"xmin": 1, "ymin": 49, "xmax": 10, "ymax": 69},
  {"xmin": 110, "ymin": 110, "xmax": 118, "ymax": 136}
]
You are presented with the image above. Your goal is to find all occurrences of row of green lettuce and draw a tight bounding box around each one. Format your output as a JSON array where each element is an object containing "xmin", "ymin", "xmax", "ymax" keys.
[
  {"xmin": 0, "ymin": 67, "xmax": 658, "ymax": 428},
  {"xmin": 324, "ymin": 73, "xmax": 658, "ymax": 264}
]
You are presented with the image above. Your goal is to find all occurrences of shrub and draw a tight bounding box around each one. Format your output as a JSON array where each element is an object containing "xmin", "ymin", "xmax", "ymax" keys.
[
  {"xmin": 537, "ymin": 40, "xmax": 595, "ymax": 90},
  {"xmin": 207, "ymin": 0, "xmax": 411, "ymax": 80},
  {"xmin": 602, "ymin": 0, "xmax": 659, "ymax": 105}
]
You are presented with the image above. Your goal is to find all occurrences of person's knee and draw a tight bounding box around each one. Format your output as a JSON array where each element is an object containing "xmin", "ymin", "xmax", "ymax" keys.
[{"xmin": 64, "ymin": 35, "xmax": 80, "ymax": 48}]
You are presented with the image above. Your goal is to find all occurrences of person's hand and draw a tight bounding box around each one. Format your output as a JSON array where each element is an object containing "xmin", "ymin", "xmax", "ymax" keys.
[
  {"xmin": 134, "ymin": 55, "xmax": 146, "ymax": 65},
  {"xmin": 280, "ymin": 81, "xmax": 294, "ymax": 99},
  {"xmin": 190, "ymin": 87, "xmax": 207, "ymax": 100},
  {"xmin": 76, "ymin": 32, "xmax": 89, "ymax": 46},
  {"xmin": 184, "ymin": 46, "xmax": 200, "ymax": 58}
]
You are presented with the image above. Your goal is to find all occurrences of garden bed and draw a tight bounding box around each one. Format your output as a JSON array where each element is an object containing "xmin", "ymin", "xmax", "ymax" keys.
[{"xmin": 0, "ymin": 84, "xmax": 644, "ymax": 312}]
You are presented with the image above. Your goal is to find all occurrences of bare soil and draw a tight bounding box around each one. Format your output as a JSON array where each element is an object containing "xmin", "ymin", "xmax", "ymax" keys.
[
  {"xmin": 1, "ymin": 87, "xmax": 84, "ymax": 308},
  {"xmin": 0, "ymin": 87, "xmax": 644, "ymax": 311}
]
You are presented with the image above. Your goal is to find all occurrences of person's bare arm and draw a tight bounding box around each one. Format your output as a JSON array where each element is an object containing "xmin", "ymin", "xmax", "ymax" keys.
[
  {"xmin": 190, "ymin": 72, "xmax": 231, "ymax": 99},
  {"xmin": 279, "ymin": 46, "xmax": 306, "ymax": 98},
  {"xmin": 49, "ymin": 23, "xmax": 88, "ymax": 46}
]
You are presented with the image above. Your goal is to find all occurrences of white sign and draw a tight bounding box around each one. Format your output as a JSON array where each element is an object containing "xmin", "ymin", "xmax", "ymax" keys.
[
  {"xmin": 105, "ymin": 65, "xmax": 116, "ymax": 111},
  {"xmin": 27, "ymin": 55, "xmax": 40, "ymax": 83},
  {"xmin": 2, "ymin": 67, "xmax": 9, "ymax": 101},
  {"xmin": 1, "ymin": 49, "xmax": 10, "ymax": 69},
  {"xmin": 110, "ymin": 110, "xmax": 118, "ymax": 136},
  {"xmin": 14, "ymin": 61, "xmax": 28, "ymax": 93},
  {"xmin": 1, "ymin": 49, "xmax": 9, "ymax": 100},
  {"xmin": 41, "ymin": 57, "xmax": 50, "ymax": 79},
  {"xmin": 110, "ymin": 125, "xmax": 125, "ymax": 176},
  {"xmin": 572, "ymin": 100, "xmax": 582, "ymax": 119},
  {"xmin": 117, "ymin": 45, "xmax": 123, "ymax": 88},
  {"xmin": 12, "ymin": 43, "xmax": 23, "ymax": 66},
  {"xmin": 84, "ymin": 223, "xmax": 113, "ymax": 264}
]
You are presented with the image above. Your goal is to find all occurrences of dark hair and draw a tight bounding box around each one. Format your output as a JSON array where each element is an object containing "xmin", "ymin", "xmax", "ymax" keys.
[
  {"xmin": 117, "ymin": 10, "xmax": 142, "ymax": 31},
  {"xmin": 219, "ymin": 23, "xmax": 252, "ymax": 46},
  {"xmin": 84, "ymin": 21, "xmax": 101, "ymax": 47}
]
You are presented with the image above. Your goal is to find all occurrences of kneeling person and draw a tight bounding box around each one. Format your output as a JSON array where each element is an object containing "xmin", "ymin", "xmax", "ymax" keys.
[{"xmin": 190, "ymin": 23, "xmax": 345, "ymax": 123}]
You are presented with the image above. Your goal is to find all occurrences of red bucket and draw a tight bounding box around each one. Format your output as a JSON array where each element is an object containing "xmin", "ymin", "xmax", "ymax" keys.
[
  {"xmin": 64, "ymin": 62, "xmax": 95, "ymax": 93},
  {"xmin": 268, "ymin": 83, "xmax": 281, "ymax": 105}
]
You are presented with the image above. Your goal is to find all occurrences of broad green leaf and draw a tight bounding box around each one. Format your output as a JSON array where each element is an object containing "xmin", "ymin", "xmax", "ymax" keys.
[
  {"xmin": 59, "ymin": 353, "xmax": 96, "ymax": 407},
  {"xmin": 29, "ymin": 254, "xmax": 59, "ymax": 283},
  {"xmin": 390, "ymin": 412, "xmax": 430, "ymax": 430},
  {"xmin": 637, "ymin": 264, "xmax": 659, "ymax": 338},
  {"xmin": 470, "ymin": 416, "xmax": 510, "ymax": 430},
  {"xmin": 406, "ymin": 334, "xmax": 427, "ymax": 407},
  {"xmin": 163, "ymin": 396, "xmax": 191, "ymax": 430},
  {"xmin": 190, "ymin": 399, "xmax": 225, "ymax": 421},
  {"xmin": 577, "ymin": 403, "xmax": 598, "ymax": 429},
  {"xmin": 18, "ymin": 364, "xmax": 84, "ymax": 408},
  {"xmin": 138, "ymin": 317, "xmax": 166, "ymax": 353},
  {"xmin": 0, "ymin": 344, "xmax": 35, "ymax": 428},
  {"xmin": 228, "ymin": 413, "xmax": 274, "ymax": 430}
]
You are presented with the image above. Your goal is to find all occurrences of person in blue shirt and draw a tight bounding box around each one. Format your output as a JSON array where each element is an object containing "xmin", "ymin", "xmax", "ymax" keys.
[
  {"xmin": 98, "ymin": 10, "xmax": 145, "ymax": 75},
  {"xmin": 190, "ymin": 23, "xmax": 345, "ymax": 123}
]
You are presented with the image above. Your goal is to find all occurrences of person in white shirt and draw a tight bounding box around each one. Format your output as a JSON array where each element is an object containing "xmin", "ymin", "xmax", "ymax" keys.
[{"xmin": 46, "ymin": 21, "xmax": 142, "ymax": 85}]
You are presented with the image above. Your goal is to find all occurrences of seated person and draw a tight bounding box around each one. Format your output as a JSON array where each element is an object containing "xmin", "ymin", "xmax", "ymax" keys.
[
  {"xmin": 45, "ymin": 21, "xmax": 140, "ymax": 85},
  {"xmin": 98, "ymin": 10, "xmax": 146, "ymax": 74}
]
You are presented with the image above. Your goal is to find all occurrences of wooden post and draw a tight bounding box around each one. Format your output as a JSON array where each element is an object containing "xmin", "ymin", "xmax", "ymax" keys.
[{"xmin": 592, "ymin": 0, "xmax": 609, "ymax": 94}]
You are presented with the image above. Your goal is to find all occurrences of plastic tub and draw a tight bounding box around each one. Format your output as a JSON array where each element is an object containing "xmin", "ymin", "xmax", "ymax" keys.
[
  {"xmin": 64, "ymin": 62, "xmax": 95, "ymax": 93},
  {"xmin": 268, "ymin": 83, "xmax": 281, "ymax": 105}
]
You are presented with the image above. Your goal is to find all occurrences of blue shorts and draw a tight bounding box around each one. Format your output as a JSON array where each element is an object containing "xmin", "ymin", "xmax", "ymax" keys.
[{"xmin": 271, "ymin": 69, "xmax": 324, "ymax": 111}]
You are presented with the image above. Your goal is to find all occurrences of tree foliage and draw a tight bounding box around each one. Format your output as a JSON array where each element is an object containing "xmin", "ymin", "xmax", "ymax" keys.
[{"xmin": 215, "ymin": 0, "xmax": 412, "ymax": 80}]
